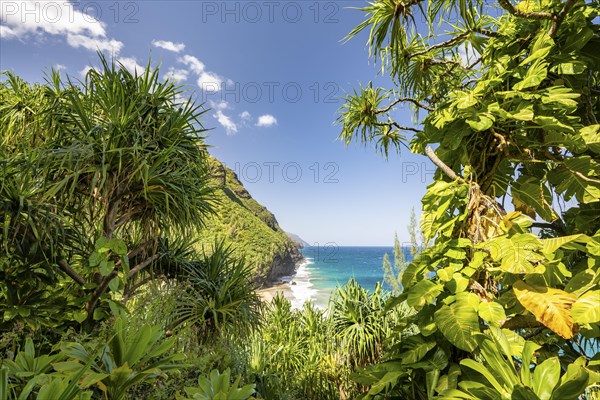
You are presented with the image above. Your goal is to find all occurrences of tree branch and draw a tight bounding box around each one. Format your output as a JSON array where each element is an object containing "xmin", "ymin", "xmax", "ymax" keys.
[
  {"xmin": 564, "ymin": 164, "xmax": 600, "ymax": 185},
  {"xmin": 376, "ymin": 97, "xmax": 435, "ymax": 113},
  {"xmin": 127, "ymin": 239, "xmax": 157, "ymax": 259},
  {"xmin": 114, "ymin": 210, "xmax": 136, "ymax": 229},
  {"xmin": 531, "ymin": 222, "xmax": 566, "ymax": 235},
  {"xmin": 85, "ymin": 253, "xmax": 160, "ymax": 322},
  {"xmin": 428, "ymin": 59, "xmax": 460, "ymax": 66},
  {"xmin": 374, "ymin": 121, "xmax": 422, "ymax": 133},
  {"xmin": 497, "ymin": 0, "xmax": 555, "ymax": 20},
  {"xmin": 409, "ymin": 32, "xmax": 471, "ymax": 59},
  {"xmin": 86, "ymin": 269, "xmax": 118, "ymax": 322},
  {"xmin": 425, "ymin": 146, "xmax": 464, "ymax": 182},
  {"xmin": 549, "ymin": 0, "xmax": 578, "ymax": 36},
  {"xmin": 127, "ymin": 253, "xmax": 160, "ymax": 279},
  {"xmin": 522, "ymin": 326, "xmax": 545, "ymax": 339},
  {"xmin": 502, "ymin": 314, "xmax": 542, "ymax": 330},
  {"xmin": 472, "ymin": 27, "xmax": 499, "ymax": 38},
  {"xmin": 57, "ymin": 259, "xmax": 86, "ymax": 286},
  {"xmin": 123, "ymin": 275, "xmax": 165, "ymax": 302}
]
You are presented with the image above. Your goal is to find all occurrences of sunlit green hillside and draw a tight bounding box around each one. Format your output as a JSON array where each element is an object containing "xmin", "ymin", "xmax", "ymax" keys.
[{"xmin": 199, "ymin": 156, "xmax": 303, "ymax": 283}]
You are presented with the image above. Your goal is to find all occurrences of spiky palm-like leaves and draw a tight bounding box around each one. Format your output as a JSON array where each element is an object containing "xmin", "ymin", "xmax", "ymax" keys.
[
  {"xmin": 330, "ymin": 278, "xmax": 388, "ymax": 368},
  {"xmin": 248, "ymin": 295, "xmax": 339, "ymax": 399},
  {"xmin": 173, "ymin": 240, "xmax": 262, "ymax": 342},
  {"xmin": 47, "ymin": 56, "xmax": 214, "ymax": 241},
  {"xmin": 0, "ymin": 54, "xmax": 216, "ymax": 330}
]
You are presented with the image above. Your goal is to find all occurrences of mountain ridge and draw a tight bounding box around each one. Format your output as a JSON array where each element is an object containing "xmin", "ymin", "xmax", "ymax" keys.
[
  {"xmin": 286, "ymin": 232, "xmax": 309, "ymax": 247},
  {"xmin": 198, "ymin": 156, "xmax": 304, "ymax": 284}
]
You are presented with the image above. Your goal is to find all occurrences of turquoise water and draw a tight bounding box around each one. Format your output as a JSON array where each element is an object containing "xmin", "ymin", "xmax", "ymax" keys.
[{"xmin": 288, "ymin": 246, "xmax": 414, "ymax": 308}]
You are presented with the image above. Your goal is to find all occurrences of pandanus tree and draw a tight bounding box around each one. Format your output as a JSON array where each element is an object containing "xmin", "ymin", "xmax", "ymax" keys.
[
  {"xmin": 339, "ymin": 0, "xmax": 599, "ymax": 397},
  {"xmin": 0, "ymin": 54, "xmax": 214, "ymax": 331}
]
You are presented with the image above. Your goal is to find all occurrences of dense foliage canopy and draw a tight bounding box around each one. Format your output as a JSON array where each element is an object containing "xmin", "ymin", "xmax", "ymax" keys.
[
  {"xmin": 339, "ymin": 0, "xmax": 600, "ymax": 397},
  {"xmin": 2, "ymin": 0, "xmax": 600, "ymax": 397},
  {"xmin": 0, "ymin": 55, "xmax": 216, "ymax": 332}
]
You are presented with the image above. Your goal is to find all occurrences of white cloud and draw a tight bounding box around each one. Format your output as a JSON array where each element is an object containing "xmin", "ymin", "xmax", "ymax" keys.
[
  {"xmin": 0, "ymin": 25, "xmax": 17, "ymax": 39},
  {"xmin": 79, "ymin": 65, "xmax": 93, "ymax": 77},
  {"xmin": 1, "ymin": 1, "xmax": 122, "ymax": 53},
  {"xmin": 117, "ymin": 57, "xmax": 145, "ymax": 74},
  {"xmin": 177, "ymin": 54, "xmax": 205, "ymax": 74},
  {"xmin": 256, "ymin": 114, "xmax": 277, "ymax": 127},
  {"xmin": 152, "ymin": 39, "xmax": 185, "ymax": 53},
  {"xmin": 163, "ymin": 67, "xmax": 188, "ymax": 82},
  {"xmin": 210, "ymin": 100, "xmax": 229, "ymax": 110},
  {"xmin": 198, "ymin": 72, "xmax": 222, "ymax": 92},
  {"xmin": 214, "ymin": 110, "xmax": 238, "ymax": 135},
  {"xmin": 177, "ymin": 54, "xmax": 228, "ymax": 93},
  {"xmin": 457, "ymin": 43, "xmax": 480, "ymax": 67},
  {"xmin": 239, "ymin": 111, "xmax": 251, "ymax": 121},
  {"xmin": 54, "ymin": 64, "xmax": 66, "ymax": 70},
  {"xmin": 66, "ymin": 33, "xmax": 123, "ymax": 53}
]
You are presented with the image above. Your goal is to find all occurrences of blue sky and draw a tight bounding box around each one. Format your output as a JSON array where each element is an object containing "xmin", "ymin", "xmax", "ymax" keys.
[{"xmin": 1, "ymin": 1, "xmax": 435, "ymax": 245}]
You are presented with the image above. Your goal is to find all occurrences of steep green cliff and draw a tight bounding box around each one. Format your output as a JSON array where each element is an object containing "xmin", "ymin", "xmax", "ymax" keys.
[{"xmin": 198, "ymin": 156, "xmax": 303, "ymax": 284}]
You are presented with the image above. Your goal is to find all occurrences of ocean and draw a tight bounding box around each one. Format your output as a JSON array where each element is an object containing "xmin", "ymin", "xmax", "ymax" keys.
[{"xmin": 284, "ymin": 246, "xmax": 414, "ymax": 309}]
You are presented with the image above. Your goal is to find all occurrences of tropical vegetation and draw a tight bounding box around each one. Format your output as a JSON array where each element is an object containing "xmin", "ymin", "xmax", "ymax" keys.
[
  {"xmin": 338, "ymin": 0, "xmax": 600, "ymax": 397},
  {"xmin": 2, "ymin": 0, "xmax": 600, "ymax": 397}
]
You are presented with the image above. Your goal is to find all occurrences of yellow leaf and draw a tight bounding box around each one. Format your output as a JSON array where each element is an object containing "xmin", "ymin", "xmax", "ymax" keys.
[{"xmin": 513, "ymin": 280, "xmax": 577, "ymax": 339}]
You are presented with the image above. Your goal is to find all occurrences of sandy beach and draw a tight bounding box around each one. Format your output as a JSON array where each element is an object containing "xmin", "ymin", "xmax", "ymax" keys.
[
  {"xmin": 256, "ymin": 258, "xmax": 323, "ymax": 309},
  {"xmin": 257, "ymin": 281, "xmax": 296, "ymax": 303}
]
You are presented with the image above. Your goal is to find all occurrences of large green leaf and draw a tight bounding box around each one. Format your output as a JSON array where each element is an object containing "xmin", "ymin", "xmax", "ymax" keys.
[
  {"xmin": 565, "ymin": 269, "xmax": 597, "ymax": 296},
  {"xmin": 511, "ymin": 177, "xmax": 556, "ymax": 222},
  {"xmin": 460, "ymin": 359, "xmax": 506, "ymax": 396},
  {"xmin": 401, "ymin": 335, "xmax": 436, "ymax": 364},
  {"xmin": 541, "ymin": 86, "xmax": 579, "ymax": 108},
  {"xmin": 466, "ymin": 114, "xmax": 493, "ymax": 131},
  {"xmin": 434, "ymin": 293, "xmax": 479, "ymax": 352},
  {"xmin": 532, "ymin": 357, "xmax": 560, "ymax": 400},
  {"xmin": 481, "ymin": 234, "xmax": 543, "ymax": 274},
  {"xmin": 550, "ymin": 358, "xmax": 590, "ymax": 400},
  {"xmin": 541, "ymin": 234, "xmax": 589, "ymax": 254},
  {"xmin": 513, "ymin": 385, "xmax": 541, "ymax": 400},
  {"xmin": 407, "ymin": 280, "xmax": 443, "ymax": 309},
  {"xmin": 513, "ymin": 59, "xmax": 548, "ymax": 90},
  {"xmin": 367, "ymin": 371, "xmax": 403, "ymax": 395},
  {"xmin": 407, "ymin": 347, "xmax": 449, "ymax": 372},
  {"xmin": 580, "ymin": 125, "xmax": 600, "ymax": 153},
  {"xmin": 1, "ymin": 367, "xmax": 7, "ymax": 400},
  {"xmin": 550, "ymin": 156, "xmax": 600, "ymax": 204},
  {"xmin": 478, "ymin": 301, "xmax": 506, "ymax": 327},
  {"xmin": 571, "ymin": 290, "xmax": 600, "ymax": 324}
]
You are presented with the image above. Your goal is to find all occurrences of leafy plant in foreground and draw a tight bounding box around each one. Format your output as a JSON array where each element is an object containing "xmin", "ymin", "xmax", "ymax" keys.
[
  {"xmin": 58, "ymin": 317, "xmax": 186, "ymax": 400},
  {"xmin": 173, "ymin": 240, "xmax": 262, "ymax": 342},
  {"xmin": 0, "ymin": 54, "xmax": 215, "ymax": 332},
  {"xmin": 339, "ymin": 0, "xmax": 600, "ymax": 396},
  {"xmin": 440, "ymin": 328, "xmax": 599, "ymax": 400},
  {"xmin": 182, "ymin": 368, "xmax": 255, "ymax": 400}
]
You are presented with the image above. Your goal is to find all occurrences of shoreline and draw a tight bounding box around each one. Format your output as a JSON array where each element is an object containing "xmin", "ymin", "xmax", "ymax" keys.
[
  {"xmin": 257, "ymin": 255, "xmax": 313, "ymax": 307},
  {"xmin": 257, "ymin": 281, "xmax": 295, "ymax": 303}
]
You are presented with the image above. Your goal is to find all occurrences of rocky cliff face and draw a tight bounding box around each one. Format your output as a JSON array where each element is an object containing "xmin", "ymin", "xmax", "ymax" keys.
[
  {"xmin": 198, "ymin": 156, "xmax": 304, "ymax": 284},
  {"xmin": 268, "ymin": 245, "xmax": 304, "ymax": 281}
]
